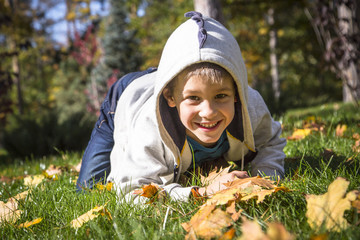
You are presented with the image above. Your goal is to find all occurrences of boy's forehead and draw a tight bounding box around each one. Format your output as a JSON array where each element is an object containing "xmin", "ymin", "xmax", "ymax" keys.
[{"xmin": 177, "ymin": 74, "xmax": 236, "ymax": 90}]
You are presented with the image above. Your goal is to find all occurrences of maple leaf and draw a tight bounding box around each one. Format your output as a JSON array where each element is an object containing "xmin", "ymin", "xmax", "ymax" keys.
[
  {"xmin": 70, "ymin": 202, "xmax": 112, "ymax": 229},
  {"xmin": 0, "ymin": 190, "xmax": 29, "ymax": 224},
  {"xmin": 182, "ymin": 203, "xmax": 233, "ymax": 240},
  {"xmin": 200, "ymin": 166, "xmax": 231, "ymax": 186},
  {"xmin": 306, "ymin": 177, "xmax": 358, "ymax": 232},
  {"xmin": 133, "ymin": 183, "xmax": 166, "ymax": 204},
  {"xmin": 18, "ymin": 217, "xmax": 42, "ymax": 228},
  {"xmin": 287, "ymin": 128, "xmax": 312, "ymax": 140},
  {"xmin": 238, "ymin": 217, "xmax": 294, "ymax": 240},
  {"xmin": 335, "ymin": 124, "xmax": 347, "ymax": 137},
  {"xmin": 0, "ymin": 199, "xmax": 22, "ymax": 224}
]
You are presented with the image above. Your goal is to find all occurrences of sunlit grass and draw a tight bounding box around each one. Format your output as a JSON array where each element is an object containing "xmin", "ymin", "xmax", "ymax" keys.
[{"xmin": 1, "ymin": 102, "xmax": 359, "ymax": 239}]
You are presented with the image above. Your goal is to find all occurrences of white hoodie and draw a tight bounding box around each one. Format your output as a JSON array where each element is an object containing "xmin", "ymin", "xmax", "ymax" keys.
[{"xmin": 108, "ymin": 12, "xmax": 286, "ymax": 201}]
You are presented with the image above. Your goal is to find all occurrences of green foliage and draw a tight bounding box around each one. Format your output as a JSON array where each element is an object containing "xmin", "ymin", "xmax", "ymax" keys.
[{"xmin": 90, "ymin": 0, "xmax": 143, "ymax": 111}]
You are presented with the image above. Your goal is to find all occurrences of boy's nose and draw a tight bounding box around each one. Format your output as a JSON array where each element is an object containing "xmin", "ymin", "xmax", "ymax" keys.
[{"xmin": 199, "ymin": 100, "xmax": 217, "ymax": 118}]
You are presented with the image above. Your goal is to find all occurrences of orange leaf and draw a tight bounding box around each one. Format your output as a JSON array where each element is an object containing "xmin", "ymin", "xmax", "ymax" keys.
[{"xmin": 133, "ymin": 183, "xmax": 166, "ymax": 203}]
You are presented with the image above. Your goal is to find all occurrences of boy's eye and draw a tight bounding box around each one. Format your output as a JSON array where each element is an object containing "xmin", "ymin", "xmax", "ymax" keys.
[
  {"xmin": 215, "ymin": 94, "xmax": 228, "ymax": 99},
  {"xmin": 188, "ymin": 96, "xmax": 200, "ymax": 101}
]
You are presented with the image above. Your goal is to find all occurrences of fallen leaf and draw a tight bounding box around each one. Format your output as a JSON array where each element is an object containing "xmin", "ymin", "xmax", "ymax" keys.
[
  {"xmin": 182, "ymin": 203, "xmax": 233, "ymax": 240},
  {"xmin": 70, "ymin": 203, "xmax": 112, "ymax": 229},
  {"xmin": 24, "ymin": 175, "xmax": 45, "ymax": 187},
  {"xmin": 238, "ymin": 217, "xmax": 267, "ymax": 240},
  {"xmin": 219, "ymin": 227, "xmax": 236, "ymax": 240},
  {"xmin": 0, "ymin": 200, "xmax": 22, "ymax": 224},
  {"xmin": 18, "ymin": 217, "xmax": 43, "ymax": 228},
  {"xmin": 287, "ymin": 128, "xmax": 311, "ymax": 140},
  {"xmin": 309, "ymin": 233, "xmax": 328, "ymax": 240},
  {"xmin": 133, "ymin": 183, "xmax": 166, "ymax": 204},
  {"xmin": 226, "ymin": 201, "xmax": 243, "ymax": 222},
  {"xmin": 74, "ymin": 161, "xmax": 82, "ymax": 172},
  {"xmin": 352, "ymin": 139, "xmax": 360, "ymax": 153},
  {"xmin": 306, "ymin": 177, "xmax": 358, "ymax": 232},
  {"xmin": 335, "ymin": 124, "xmax": 347, "ymax": 137},
  {"xmin": 0, "ymin": 190, "xmax": 30, "ymax": 224},
  {"xmin": 201, "ymin": 166, "xmax": 231, "ymax": 186},
  {"xmin": 267, "ymin": 222, "xmax": 295, "ymax": 240},
  {"xmin": 95, "ymin": 182, "xmax": 113, "ymax": 191},
  {"xmin": 239, "ymin": 218, "xmax": 294, "ymax": 240}
]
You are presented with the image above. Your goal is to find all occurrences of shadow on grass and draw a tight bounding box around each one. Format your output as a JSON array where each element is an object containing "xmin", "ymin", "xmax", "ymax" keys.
[{"xmin": 284, "ymin": 149, "xmax": 358, "ymax": 178}]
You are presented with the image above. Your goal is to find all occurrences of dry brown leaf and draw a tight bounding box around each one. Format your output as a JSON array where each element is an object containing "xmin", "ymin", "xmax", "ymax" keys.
[
  {"xmin": 306, "ymin": 177, "xmax": 358, "ymax": 232},
  {"xmin": 18, "ymin": 217, "xmax": 42, "ymax": 228},
  {"xmin": 201, "ymin": 166, "xmax": 231, "ymax": 186},
  {"xmin": 133, "ymin": 183, "xmax": 166, "ymax": 204},
  {"xmin": 224, "ymin": 176, "xmax": 276, "ymax": 189},
  {"xmin": 226, "ymin": 201, "xmax": 243, "ymax": 222},
  {"xmin": 239, "ymin": 218, "xmax": 294, "ymax": 240},
  {"xmin": 238, "ymin": 217, "xmax": 267, "ymax": 240},
  {"xmin": 182, "ymin": 203, "xmax": 233, "ymax": 240},
  {"xmin": 335, "ymin": 124, "xmax": 347, "ymax": 137},
  {"xmin": 70, "ymin": 203, "xmax": 112, "ymax": 229},
  {"xmin": 0, "ymin": 189, "xmax": 31, "ymax": 223},
  {"xmin": 0, "ymin": 199, "xmax": 22, "ymax": 224}
]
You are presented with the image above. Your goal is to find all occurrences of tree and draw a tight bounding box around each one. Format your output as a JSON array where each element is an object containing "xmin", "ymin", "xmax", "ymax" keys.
[
  {"xmin": 306, "ymin": 0, "xmax": 360, "ymax": 102},
  {"xmin": 89, "ymin": 0, "xmax": 142, "ymax": 113},
  {"xmin": 193, "ymin": 0, "xmax": 224, "ymax": 24}
]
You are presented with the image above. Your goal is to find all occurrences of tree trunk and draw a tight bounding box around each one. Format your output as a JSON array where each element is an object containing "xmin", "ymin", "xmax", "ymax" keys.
[
  {"xmin": 193, "ymin": 0, "xmax": 224, "ymax": 24},
  {"xmin": 338, "ymin": 3, "xmax": 360, "ymax": 102},
  {"xmin": 267, "ymin": 8, "xmax": 280, "ymax": 103}
]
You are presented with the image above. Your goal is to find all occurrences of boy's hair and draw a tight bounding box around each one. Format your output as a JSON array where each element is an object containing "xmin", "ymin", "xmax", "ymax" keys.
[{"xmin": 166, "ymin": 62, "xmax": 233, "ymax": 93}]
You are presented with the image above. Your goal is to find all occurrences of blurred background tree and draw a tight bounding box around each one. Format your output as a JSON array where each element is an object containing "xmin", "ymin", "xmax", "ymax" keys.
[{"xmin": 0, "ymin": 0, "xmax": 358, "ymax": 159}]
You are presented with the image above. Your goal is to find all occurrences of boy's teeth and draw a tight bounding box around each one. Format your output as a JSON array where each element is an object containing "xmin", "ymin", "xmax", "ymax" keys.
[{"xmin": 200, "ymin": 122, "xmax": 217, "ymax": 128}]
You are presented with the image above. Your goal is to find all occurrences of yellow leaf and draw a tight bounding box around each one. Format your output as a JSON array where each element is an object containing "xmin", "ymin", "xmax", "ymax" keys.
[
  {"xmin": 335, "ymin": 124, "xmax": 347, "ymax": 137},
  {"xmin": 18, "ymin": 217, "xmax": 42, "ymax": 228},
  {"xmin": 306, "ymin": 177, "xmax": 358, "ymax": 232},
  {"xmin": 24, "ymin": 175, "xmax": 45, "ymax": 187},
  {"xmin": 66, "ymin": 12, "xmax": 76, "ymax": 21},
  {"xmin": 95, "ymin": 182, "xmax": 113, "ymax": 191},
  {"xmin": 287, "ymin": 128, "xmax": 311, "ymax": 140},
  {"xmin": 70, "ymin": 203, "xmax": 111, "ymax": 229}
]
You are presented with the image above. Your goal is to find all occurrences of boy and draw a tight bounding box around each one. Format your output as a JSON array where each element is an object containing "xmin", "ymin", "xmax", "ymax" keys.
[{"xmin": 77, "ymin": 11, "xmax": 286, "ymax": 201}]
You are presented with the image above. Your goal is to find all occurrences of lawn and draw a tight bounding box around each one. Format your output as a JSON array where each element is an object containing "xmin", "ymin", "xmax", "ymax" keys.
[{"xmin": 1, "ymin": 102, "xmax": 359, "ymax": 239}]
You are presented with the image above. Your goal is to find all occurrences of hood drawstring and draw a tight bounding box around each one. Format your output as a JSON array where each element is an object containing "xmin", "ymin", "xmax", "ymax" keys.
[
  {"xmin": 184, "ymin": 11, "xmax": 207, "ymax": 48},
  {"xmin": 241, "ymin": 144, "xmax": 244, "ymax": 171}
]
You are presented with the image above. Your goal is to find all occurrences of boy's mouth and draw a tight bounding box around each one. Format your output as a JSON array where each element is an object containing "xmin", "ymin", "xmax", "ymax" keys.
[{"xmin": 198, "ymin": 121, "xmax": 221, "ymax": 129}]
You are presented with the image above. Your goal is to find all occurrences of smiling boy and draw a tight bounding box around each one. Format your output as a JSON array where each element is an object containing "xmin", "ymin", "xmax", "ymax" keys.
[{"xmin": 77, "ymin": 11, "xmax": 286, "ymax": 201}]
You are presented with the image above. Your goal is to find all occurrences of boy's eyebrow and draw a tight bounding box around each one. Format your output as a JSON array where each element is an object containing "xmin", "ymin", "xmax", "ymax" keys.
[{"xmin": 183, "ymin": 86, "xmax": 235, "ymax": 94}]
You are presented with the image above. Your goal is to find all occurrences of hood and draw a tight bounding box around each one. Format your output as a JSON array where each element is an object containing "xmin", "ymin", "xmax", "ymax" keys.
[{"xmin": 155, "ymin": 11, "xmax": 255, "ymax": 156}]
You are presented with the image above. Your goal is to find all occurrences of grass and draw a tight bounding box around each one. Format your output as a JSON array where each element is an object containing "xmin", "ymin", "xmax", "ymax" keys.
[{"xmin": 1, "ymin": 101, "xmax": 360, "ymax": 239}]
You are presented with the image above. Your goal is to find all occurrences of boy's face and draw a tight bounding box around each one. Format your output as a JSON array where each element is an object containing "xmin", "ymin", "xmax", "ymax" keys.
[{"xmin": 163, "ymin": 74, "xmax": 236, "ymax": 147}]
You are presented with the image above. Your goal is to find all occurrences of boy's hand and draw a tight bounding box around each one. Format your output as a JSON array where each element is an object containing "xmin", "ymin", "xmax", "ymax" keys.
[{"xmin": 198, "ymin": 171, "xmax": 248, "ymax": 196}]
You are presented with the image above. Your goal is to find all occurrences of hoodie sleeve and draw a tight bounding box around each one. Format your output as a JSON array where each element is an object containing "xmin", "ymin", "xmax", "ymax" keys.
[
  {"xmin": 247, "ymin": 87, "xmax": 286, "ymax": 178},
  {"xmin": 108, "ymin": 101, "xmax": 194, "ymax": 203}
]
